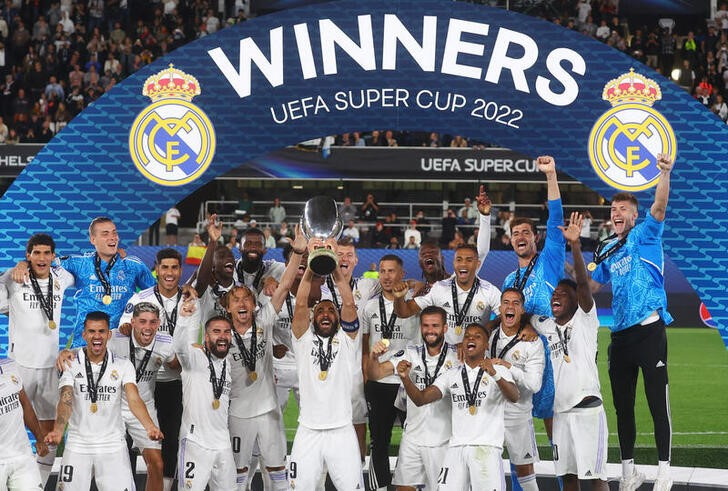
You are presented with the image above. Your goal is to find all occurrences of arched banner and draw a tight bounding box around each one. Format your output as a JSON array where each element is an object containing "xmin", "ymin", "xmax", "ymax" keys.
[{"xmin": 1, "ymin": 0, "xmax": 727, "ymax": 344}]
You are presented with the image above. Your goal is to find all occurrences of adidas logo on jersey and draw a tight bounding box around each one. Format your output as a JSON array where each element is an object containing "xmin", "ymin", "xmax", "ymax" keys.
[
  {"xmin": 75, "ymin": 372, "xmax": 84, "ymax": 379},
  {"xmin": 413, "ymin": 366, "xmax": 422, "ymax": 371},
  {"xmin": 442, "ymin": 302, "xmax": 451, "ymax": 308},
  {"xmin": 89, "ymin": 274, "xmax": 97, "ymax": 280},
  {"xmin": 524, "ymin": 452, "xmax": 532, "ymax": 459},
  {"xmin": 371, "ymin": 313, "xmax": 379, "ymax": 319},
  {"xmin": 585, "ymin": 471, "xmax": 592, "ymax": 477},
  {"xmin": 450, "ymin": 383, "xmax": 459, "ymax": 389}
]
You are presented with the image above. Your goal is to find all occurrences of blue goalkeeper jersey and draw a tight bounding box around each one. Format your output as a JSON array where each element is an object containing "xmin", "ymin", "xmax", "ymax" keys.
[
  {"xmin": 62, "ymin": 252, "xmax": 156, "ymax": 347},
  {"xmin": 591, "ymin": 210, "xmax": 673, "ymax": 332}
]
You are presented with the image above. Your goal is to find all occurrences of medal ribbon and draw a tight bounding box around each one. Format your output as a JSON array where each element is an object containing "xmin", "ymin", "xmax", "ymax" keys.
[
  {"xmin": 316, "ymin": 334, "xmax": 333, "ymax": 373},
  {"xmin": 94, "ymin": 253, "xmax": 118, "ymax": 299},
  {"xmin": 83, "ymin": 349, "xmax": 108, "ymax": 406},
  {"xmin": 451, "ymin": 278, "xmax": 478, "ymax": 328},
  {"xmin": 153, "ymin": 286, "xmax": 182, "ymax": 335},
  {"xmin": 490, "ymin": 326, "xmax": 524, "ymax": 359},
  {"xmin": 128, "ymin": 335, "xmax": 154, "ymax": 383},
  {"xmin": 513, "ymin": 253, "xmax": 539, "ymax": 291},
  {"xmin": 285, "ymin": 294, "xmax": 294, "ymax": 320},
  {"xmin": 592, "ymin": 233, "xmax": 628, "ymax": 266},
  {"xmin": 554, "ymin": 323, "xmax": 572, "ymax": 360},
  {"xmin": 325, "ymin": 276, "xmax": 357, "ymax": 311},
  {"xmin": 422, "ymin": 342, "xmax": 449, "ymax": 386},
  {"xmin": 29, "ymin": 270, "xmax": 54, "ymax": 323},
  {"xmin": 378, "ymin": 294, "xmax": 398, "ymax": 340},
  {"xmin": 232, "ymin": 319, "xmax": 258, "ymax": 373},
  {"xmin": 461, "ymin": 365, "xmax": 485, "ymax": 409},
  {"xmin": 205, "ymin": 347, "xmax": 227, "ymax": 401}
]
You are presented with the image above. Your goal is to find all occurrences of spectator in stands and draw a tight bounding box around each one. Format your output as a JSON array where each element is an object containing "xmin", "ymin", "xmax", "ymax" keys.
[
  {"xmin": 268, "ymin": 197, "xmax": 286, "ymax": 225},
  {"xmin": 0, "ymin": 115, "xmax": 7, "ymax": 143},
  {"xmin": 276, "ymin": 221, "xmax": 293, "ymax": 245},
  {"xmin": 448, "ymin": 230, "xmax": 465, "ymax": 250},
  {"xmin": 495, "ymin": 233, "xmax": 511, "ymax": 250},
  {"xmin": 338, "ymin": 132, "xmax": 352, "ymax": 146},
  {"xmin": 582, "ymin": 15, "xmax": 597, "ymax": 37},
  {"xmin": 576, "ymin": 0, "xmax": 591, "ymax": 29},
  {"xmin": 353, "ymin": 131, "xmax": 365, "ymax": 146},
  {"xmin": 458, "ymin": 197, "xmax": 479, "ymax": 222},
  {"xmin": 596, "ymin": 19, "xmax": 610, "ymax": 41},
  {"xmin": 342, "ymin": 219, "xmax": 360, "ymax": 244},
  {"xmin": 386, "ymin": 236, "xmax": 401, "ymax": 249},
  {"xmin": 450, "ymin": 135, "xmax": 467, "ymax": 147},
  {"xmin": 580, "ymin": 210, "xmax": 594, "ymax": 251},
  {"xmin": 226, "ymin": 229, "xmax": 239, "ymax": 250},
  {"xmin": 44, "ymin": 75, "xmax": 64, "ymax": 100},
  {"xmin": 165, "ymin": 207, "xmax": 181, "ymax": 245},
  {"xmin": 404, "ymin": 235, "xmax": 418, "ymax": 249},
  {"xmin": 660, "ymin": 29, "xmax": 676, "ymax": 75},
  {"xmin": 645, "ymin": 31, "xmax": 660, "ymax": 68},
  {"xmin": 371, "ymin": 221, "xmax": 389, "ymax": 248},
  {"xmin": 712, "ymin": 93, "xmax": 728, "ymax": 121},
  {"xmin": 457, "ymin": 208, "xmax": 474, "ymax": 240},
  {"xmin": 403, "ymin": 220, "xmax": 421, "ymax": 249},
  {"xmin": 368, "ymin": 129, "xmax": 387, "ymax": 146},
  {"xmin": 360, "ymin": 193, "xmax": 379, "ymax": 221},
  {"xmin": 189, "ymin": 233, "xmax": 206, "ymax": 247},
  {"xmin": 677, "ymin": 59, "xmax": 696, "ymax": 92},
  {"xmin": 695, "ymin": 85, "xmax": 713, "ymax": 108},
  {"xmin": 717, "ymin": 3, "xmax": 728, "ymax": 35},
  {"xmin": 383, "ymin": 211, "xmax": 399, "ymax": 238},
  {"xmin": 385, "ymin": 129, "xmax": 398, "ymax": 147},
  {"xmin": 248, "ymin": 218, "xmax": 259, "ymax": 230},
  {"xmin": 339, "ymin": 196, "xmax": 357, "ymax": 223},
  {"xmin": 263, "ymin": 226, "xmax": 277, "ymax": 248},
  {"xmin": 440, "ymin": 208, "xmax": 457, "ymax": 249}
]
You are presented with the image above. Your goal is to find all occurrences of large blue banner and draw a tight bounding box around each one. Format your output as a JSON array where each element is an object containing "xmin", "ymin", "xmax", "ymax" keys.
[{"xmin": 1, "ymin": 0, "xmax": 727, "ymax": 345}]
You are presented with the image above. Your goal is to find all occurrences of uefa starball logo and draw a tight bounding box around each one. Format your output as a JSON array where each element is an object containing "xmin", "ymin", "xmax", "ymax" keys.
[
  {"xmin": 588, "ymin": 69, "xmax": 677, "ymax": 191},
  {"xmin": 129, "ymin": 65, "xmax": 216, "ymax": 186}
]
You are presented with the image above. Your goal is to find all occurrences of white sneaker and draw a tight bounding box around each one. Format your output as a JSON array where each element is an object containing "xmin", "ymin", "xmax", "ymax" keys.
[
  {"xmin": 619, "ymin": 469, "xmax": 646, "ymax": 491},
  {"xmin": 653, "ymin": 476, "xmax": 673, "ymax": 491}
]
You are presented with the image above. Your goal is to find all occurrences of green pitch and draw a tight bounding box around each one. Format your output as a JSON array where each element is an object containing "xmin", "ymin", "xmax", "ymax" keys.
[{"xmin": 282, "ymin": 328, "xmax": 728, "ymax": 468}]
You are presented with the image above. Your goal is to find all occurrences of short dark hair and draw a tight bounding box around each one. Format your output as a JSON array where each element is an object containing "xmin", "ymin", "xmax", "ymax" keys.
[
  {"xmin": 557, "ymin": 278, "xmax": 577, "ymax": 291},
  {"xmin": 454, "ymin": 244, "xmax": 479, "ymax": 255},
  {"xmin": 611, "ymin": 192, "xmax": 639, "ymax": 209},
  {"xmin": 243, "ymin": 227, "xmax": 265, "ymax": 239},
  {"xmin": 205, "ymin": 315, "xmax": 232, "ymax": 331},
  {"xmin": 510, "ymin": 217, "xmax": 537, "ymax": 235},
  {"xmin": 379, "ymin": 254, "xmax": 403, "ymax": 267},
  {"xmin": 337, "ymin": 236, "xmax": 356, "ymax": 247},
  {"xmin": 502, "ymin": 287, "xmax": 526, "ymax": 303},
  {"xmin": 420, "ymin": 305, "xmax": 447, "ymax": 325},
  {"xmin": 84, "ymin": 311, "xmax": 110, "ymax": 328},
  {"xmin": 26, "ymin": 233, "xmax": 55, "ymax": 254},
  {"xmin": 465, "ymin": 322, "xmax": 489, "ymax": 336},
  {"xmin": 88, "ymin": 216, "xmax": 114, "ymax": 235},
  {"xmin": 156, "ymin": 248, "xmax": 182, "ymax": 265}
]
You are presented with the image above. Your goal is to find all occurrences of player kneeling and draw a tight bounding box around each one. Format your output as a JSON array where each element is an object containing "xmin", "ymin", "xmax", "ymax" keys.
[
  {"xmin": 532, "ymin": 213, "xmax": 608, "ymax": 491},
  {"xmin": 399, "ymin": 323, "xmax": 519, "ymax": 490}
]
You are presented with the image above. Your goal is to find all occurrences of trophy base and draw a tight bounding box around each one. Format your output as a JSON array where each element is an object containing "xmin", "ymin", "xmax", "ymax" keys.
[{"xmin": 309, "ymin": 248, "xmax": 338, "ymax": 276}]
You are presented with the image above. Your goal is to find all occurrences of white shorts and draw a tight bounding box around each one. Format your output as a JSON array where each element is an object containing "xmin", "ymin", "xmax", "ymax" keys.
[
  {"xmin": 56, "ymin": 447, "xmax": 135, "ymax": 490},
  {"xmin": 553, "ymin": 405, "xmax": 608, "ymax": 480},
  {"xmin": 351, "ymin": 377, "xmax": 367, "ymax": 424},
  {"xmin": 289, "ymin": 425, "xmax": 363, "ymax": 490},
  {"xmin": 0, "ymin": 454, "xmax": 43, "ymax": 490},
  {"xmin": 123, "ymin": 404, "xmax": 161, "ymax": 451},
  {"xmin": 392, "ymin": 432, "xmax": 447, "ymax": 489},
  {"xmin": 273, "ymin": 366, "xmax": 299, "ymax": 411},
  {"xmin": 229, "ymin": 410, "xmax": 287, "ymax": 470},
  {"xmin": 177, "ymin": 438, "xmax": 236, "ymax": 491},
  {"xmin": 504, "ymin": 416, "xmax": 539, "ymax": 465},
  {"xmin": 16, "ymin": 364, "xmax": 58, "ymax": 421},
  {"xmin": 437, "ymin": 445, "xmax": 505, "ymax": 491}
]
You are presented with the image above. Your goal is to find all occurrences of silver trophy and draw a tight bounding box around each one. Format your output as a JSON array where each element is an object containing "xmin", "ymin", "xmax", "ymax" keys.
[{"xmin": 300, "ymin": 196, "xmax": 343, "ymax": 276}]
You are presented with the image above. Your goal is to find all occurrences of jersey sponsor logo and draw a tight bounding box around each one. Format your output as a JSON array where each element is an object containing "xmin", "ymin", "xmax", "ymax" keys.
[
  {"xmin": 394, "ymin": 350, "xmax": 405, "ymax": 357},
  {"xmin": 124, "ymin": 303, "xmax": 134, "ymax": 313},
  {"xmin": 588, "ymin": 69, "xmax": 677, "ymax": 191},
  {"xmin": 539, "ymin": 316, "xmax": 549, "ymax": 322},
  {"xmin": 129, "ymin": 65, "xmax": 216, "ymax": 187}
]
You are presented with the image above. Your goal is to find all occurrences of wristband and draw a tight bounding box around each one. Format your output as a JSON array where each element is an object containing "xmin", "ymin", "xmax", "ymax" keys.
[
  {"xmin": 341, "ymin": 318, "xmax": 360, "ymax": 332},
  {"xmin": 492, "ymin": 371, "xmax": 502, "ymax": 381}
]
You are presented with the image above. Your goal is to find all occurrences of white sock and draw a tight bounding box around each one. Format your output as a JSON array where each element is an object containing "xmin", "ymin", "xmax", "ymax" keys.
[
  {"xmin": 236, "ymin": 469, "xmax": 249, "ymax": 491},
  {"xmin": 162, "ymin": 477, "xmax": 174, "ymax": 491},
  {"xmin": 622, "ymin": 459, "xmax": 635, "ymax": 478},
  {"xmin": 37, "ymin": 443, "xmax": 57, "ymax": 486},
  {"xmin": 518, "ymin": 474, "xmax": 539, "ymax": 491},
  {"xmin": 268, "ymin": 469, "xmax": 288, "ymax": 490},
  {"xmin": 657, "ymin": 461, "xmax": 671, "ymax": 478}
]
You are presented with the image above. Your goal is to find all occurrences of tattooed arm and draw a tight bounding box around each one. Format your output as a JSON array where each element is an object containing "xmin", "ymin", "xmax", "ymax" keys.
[{"xmin": 45, "ymin": 385, "xmax": 73, "ymax": 445}]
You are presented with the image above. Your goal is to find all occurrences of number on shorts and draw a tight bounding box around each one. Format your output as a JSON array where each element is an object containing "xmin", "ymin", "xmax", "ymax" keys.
[
  {"xmin": 553, "ymin": 444, "xmax": 559, "ymax": 461},
  {"xmin": 185, "ymin": 461, "xmax": 195, "ymax": 479},
  {"xmin": 61, "ymin": 465, "xmax": 74, "ymax": 482},
  {"xmin": 289, "ymin": 461, "xmax": 297, "ymax": 479},
  {"xmin": 231, "ymin": 436, "xmax": 241, "ymax": 453},
  {"xmin": 437, "ymin": 467, "xmax": 449, "ymax": 484}
]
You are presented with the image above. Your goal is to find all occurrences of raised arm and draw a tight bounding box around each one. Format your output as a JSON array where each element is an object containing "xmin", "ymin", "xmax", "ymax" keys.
[
  {"xmin": 125, "ymin": 383, "xmax": 163, "ymax": 441},
  {"xmin": 391, "ymin": 281, "xmax": 421, "ymax": 318},
  {"xmin": 292, "ymin": 268, "xmax": 315, "ymax": 340},
  {"xmin": 269, "ymin": 225, "xmax": 306, "ymax": 312},
  {"xmin": 560, "ymin": 212, "xmax": 594, "ymax": 312},
  {"xmin": 366, "ymin": 340, "xmax": 396, "ymax": 381},
  {"xmin": 538, "ymin": 155, "xmax": 561, "ymax": 201},
  {"xmin": 331, "ymin": 243, "xmax": 358, "ymax": 335},
  {"xmin": 650, "ymin": 153, "xmax": 674, "ymax": 222},
  {"xmin": 476, "ymin": 185, "xmax": 492, "ymax": 265},
  {"xmin": 193, "ymin": 215, "xmax": 222, "ymax": 297},
  {"xmin": 45, "ymin": 385, "xmax": 73, "ymax": 445},
  {"xmin": 397, "ymin": 359, "xmax": 442, "ymax": 406}
]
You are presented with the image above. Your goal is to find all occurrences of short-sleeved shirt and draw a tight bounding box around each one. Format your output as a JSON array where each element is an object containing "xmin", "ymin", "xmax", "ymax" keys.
[
  {"xmin": 433, "ymin": 363, "xmax": 513, "ymax": 447},
  {"xmin": 414, "ymin": 277, "xmax": 501, "ymax": 345},
  {"xmin": 233, "ymin": 259, "xmax": 285, "ymax": 294},
  {"xmin": 591, "ymin": 211, "xmax": 673, "ymax": 331},
  {"xmin": 0, "ymin": 359, "xmax": 34, "ymax": 460},
  {"xmin": 389, "ymin": 344, "xmax": 458, "ymax": 446},
  {"xmin": 292, "ymin": 327, "xmax": 357, "ymax": 430},
  {"xmin": 198, "ymin": 282, "xmax": 234, "ymax": 325},
  {"xmin": 62, "ymin": 253, "xmax": 156, "ymax": 347},
  {"xmin": 533, "ymin": 306, "xmax": 602, "ymax": 413},
  {"xmin": 262, "ymin": 293, "xmax": 297, "ymax": 370},
  {"xmin": 502, "ymin": 198, "xmax": 565, "ymax": 317},
  {"xmin": 2, "ymin": 267, "xmax": 75, "ymax": 368},
  {"xmin": 59, "ymin": 349, "xmax": 136, "ymax": 453}
]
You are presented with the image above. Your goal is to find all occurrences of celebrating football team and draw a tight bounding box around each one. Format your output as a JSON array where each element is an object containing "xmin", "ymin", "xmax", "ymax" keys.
[{"xmin": 0, "ymin": 154, "xmax": 677, "ymax": 491}]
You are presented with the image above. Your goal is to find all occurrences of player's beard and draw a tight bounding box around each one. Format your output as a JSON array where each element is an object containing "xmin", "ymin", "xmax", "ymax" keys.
[
  {"xmin": 424, "ymin": 333, "xmax": 444, "ymax": 349},
  {"xmin": 209, "ymin": 339, "xmax": 230, "ymax": 358},
  {"xmin": 313, "ymin": 319, "xmax": 337, "ymax": 338},
  {"xmin": 241, "ymin": 252, "xmax": 263, "ymax": 273}
]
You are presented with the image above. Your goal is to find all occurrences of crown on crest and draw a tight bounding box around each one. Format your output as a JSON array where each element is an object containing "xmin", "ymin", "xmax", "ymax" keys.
[
  {"xmin": 602, "ymin": 69, "xmax": 661, "ymax": 107},
  {"xmin": 143, "ymin": 64, "xmax": 201, "ymax": 102}
]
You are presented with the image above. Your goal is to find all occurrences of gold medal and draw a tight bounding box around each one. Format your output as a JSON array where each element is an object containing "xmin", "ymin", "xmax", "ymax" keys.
[
  {"xmin": 249, "ymin": 371, "xmax": 258, "ymax": 382},
  {"xmin": 319, "ymin": 371, "xmax": 328, "ymax": 381},
  {"xmin": 102, "ymin": 294, "xmax": 112, "ymax": 305},
  {"xmin": 587, "ymin": 262, "xmax": 597, "ymax": 272},
  {"xmin": 49, "ymin": 320, "xmax": 57, "ymax": 330},
  {"xmin": 212, "ymin": 399, "xmax": 220, "ymax": 410},
  {"xmin": 468, "ymin": 405, "xmax": 477, "ymax": 415},
  {"xmin": 90, "ymin": 402, "xmax": 98, "ymax": 413},
  {"xmin": 563, "ymin": 354, "xmax": 571, "ymax": 363},
  {"xmin": 455, "ymin": 325, "xmax": 462, "ymax": 335}
]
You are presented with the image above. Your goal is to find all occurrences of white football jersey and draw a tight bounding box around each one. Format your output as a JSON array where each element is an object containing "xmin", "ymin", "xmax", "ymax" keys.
[
  {"xmin": 261, "ymin": 292, "xmax": 296, "ymax": 370},
  {"xmin": 234, "ymin": 259, "xmax": 285, "ymax": 293},
  {"xmin": 59, "ymin": 349, "xmax": 136, "ymax": 453},
  {"xmin": 433, "ymin": 363, "xmax": 513, "ymax": 447},
  {"xmin": 0, "ymin": 359, "xmax": 34, "ymax": 460},
  {"xmin": 361, "ymin": 295, "xmax": 420, "ymax": 385},
  {"xmin": 389, "ymin": 344, "xmax": 458, "ymax": 446},
  {"xmin": 2, "ymin": 267, "xmax": 75, "ymax": 368},
  {"xmin": 109, "ymin": 330, "xmax": 176, "ymax": 405},
  {"xmin": 198, "ymin": 282, "xmax": 234, "ymax": 325},
  {"xmin": 293, "ymin": 327, "xmax": 357, "ymax": 430},
  {"xmin": 228, "ymin": 302, "xmax": 278, "ymax": 418},
  {"xmin": 414, "ymin": 276, "xmax": 501, "ymax": 345},
  {"xmin": 487, "ymin": 327, "xmax": 544, "ymax": 419},
  {"xmin": 532, "ymin": 306, "xmax": 602, "ymax": 413}
]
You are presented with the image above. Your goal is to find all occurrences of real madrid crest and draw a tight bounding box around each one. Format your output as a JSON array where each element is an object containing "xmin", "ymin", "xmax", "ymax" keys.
[
  {"xmin": 129, "ymin": 65, "xmax": 216, "ymax": 186},
  {"xmin": 476, "ymin": 301, "xmax": 485, "ymax": 311},
  {"xmin": 588, "ymin": 69, "xmax": 676, "ymax": 191},
  {"xmin": 111, "ymin": 369, "xmax": 119, "ymax": 380}
]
